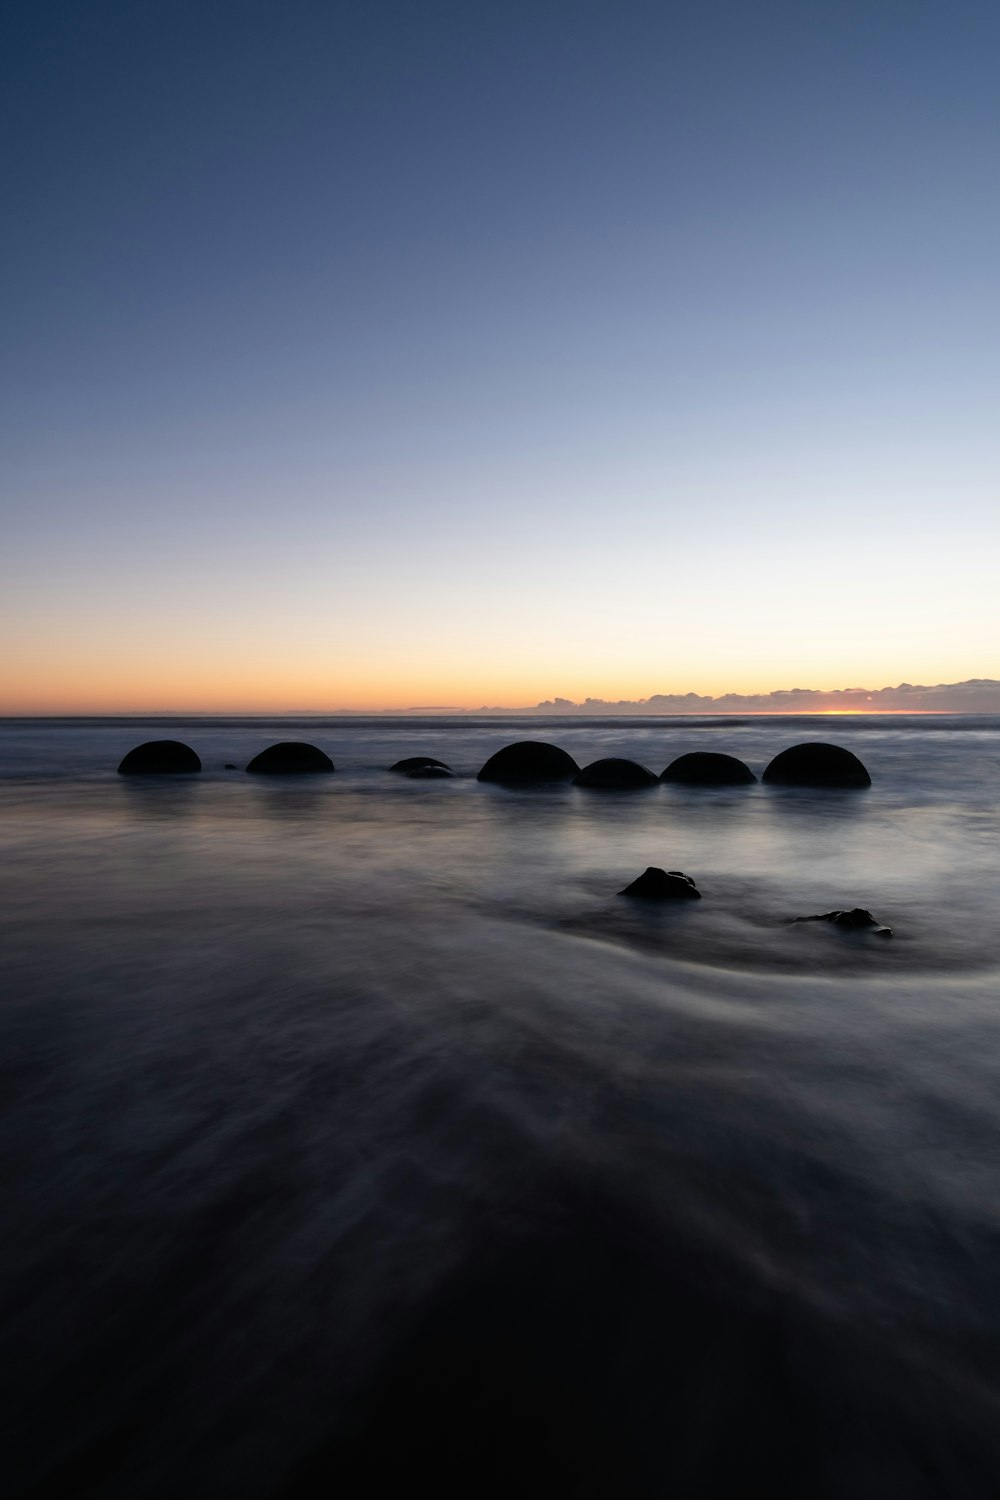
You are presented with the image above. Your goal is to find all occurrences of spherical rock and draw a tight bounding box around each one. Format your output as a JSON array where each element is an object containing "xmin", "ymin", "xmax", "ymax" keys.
[
  {"xmin": 619, "ymin": 867, "xmax": 701, "ymax": 900},
  {"xmin": 573, "ymin": 758, "xmax": 659, "ymax": 789},
  {"xmin": 661, "ymin": 751, "xmax": 755, "ymax": 785},
  {"xmin": 246, "ymin": 742, "xmax": 334, "ymax": 775},
  {"xmin": 762, "ymin": 742, "xmax": 871, "ymax": 788},
  {"xmin": 405, "ymin": 765, "xmax": 455, "ymax": 779},
  {"xmin": 117, "ymin": 740, "xmax": 201, "ymax": 775},
  {"xmin": 477, "ymin": 740, "xmax": 579, "ymax": 784},
  {"xmin": 390, "ymin": 756, "xmax": 452, "ymax": 774}
]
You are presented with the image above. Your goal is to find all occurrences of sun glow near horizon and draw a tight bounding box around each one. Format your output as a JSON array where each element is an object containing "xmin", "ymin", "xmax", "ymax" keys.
[
  {"xmin": 4, "ymin": 538, "xmax": 998, "ymax": 716},
  {"xmin": 1, "ymin": 644, "xmax": 996, "ymax": 717}
]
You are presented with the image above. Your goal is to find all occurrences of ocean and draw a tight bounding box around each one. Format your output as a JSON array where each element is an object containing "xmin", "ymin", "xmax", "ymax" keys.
[{"xmin": 3, "ymin": 715, "xmax": 1000, "ymax": 1497}]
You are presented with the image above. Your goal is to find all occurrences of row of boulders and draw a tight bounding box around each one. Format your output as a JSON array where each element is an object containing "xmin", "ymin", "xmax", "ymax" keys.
[
  {"xmin": 476, "ymin": 745, "xmax": 756, "ymax": 787},
  {"xmin": 117, "ymin": 737, "xmax": 872, "ymax": 787},
  {"xmin": 117, "ymin": 740, "xmax": 335, "ymax": 775},
  {"xmin": 477, "ymin": 740, "xmax": 871, "ymax": 787},
  {"xmin": 117, "ymin": 742, "xmax": 454, "ymax": 777}
]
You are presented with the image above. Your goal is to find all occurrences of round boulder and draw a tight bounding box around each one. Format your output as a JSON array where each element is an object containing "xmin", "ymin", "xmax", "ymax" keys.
[
  {"xmin": 246, "ymin": 742, "xmax": 334, "ymax": 775},
  {"xmin": 477, "ymin": 741, "xmax": 579, "ymax": 784},
  {"xmin": 762, "ymin": 742, "xmax": 871, "ymax": 788},
  {"xmin": 661, "ymin": 751, "xmax": 755, "ymax": 785},
  {"xmin": 573, "ymin": 758, "xmax": 659, "ymax": 789},
  {"xmin": 390, "ymin": 756, "xmax": 452, "ymax": 774},
  {"xmin": 117, "ymin": 740, "xmax": 201, "ymax": 775},
  {"xmin": 620, "ymin": 867, "xmax": 701, "ymax": 900},
  {"xmin": 405, "ymin": 765, "xmax": 454, "ymax": 779}
]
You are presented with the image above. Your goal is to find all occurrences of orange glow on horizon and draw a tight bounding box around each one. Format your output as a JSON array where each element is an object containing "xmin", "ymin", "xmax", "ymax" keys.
[{"xmin": 0, "ymin": 641, "xmax": 989, "ymax": 717}]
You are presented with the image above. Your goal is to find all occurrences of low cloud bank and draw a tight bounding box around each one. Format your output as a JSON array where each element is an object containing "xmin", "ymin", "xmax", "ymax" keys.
[{"xmin": 490, "ymin": 679, "xmax": 1000, "ymax": 715}]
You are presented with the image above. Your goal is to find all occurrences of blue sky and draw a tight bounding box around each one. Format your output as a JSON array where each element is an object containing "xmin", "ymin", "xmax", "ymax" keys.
[{"xmin": 3, "ymin": 0, "xmax": 998, "ymax": 709}]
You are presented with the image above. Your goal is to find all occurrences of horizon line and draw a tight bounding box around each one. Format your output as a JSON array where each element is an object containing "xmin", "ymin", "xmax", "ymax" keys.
[{"xmin": 0, "ymin": 709, "xmax": 985, "ymax": 721}]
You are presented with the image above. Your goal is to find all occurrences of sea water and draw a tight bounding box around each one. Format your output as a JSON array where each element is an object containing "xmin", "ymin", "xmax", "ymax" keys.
[{"xmin": 2, "ymin": 716, "xmax": 1000, "ymax": 1497}]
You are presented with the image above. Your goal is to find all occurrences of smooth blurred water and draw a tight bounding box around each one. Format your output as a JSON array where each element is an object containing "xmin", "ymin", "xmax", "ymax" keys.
[{"xmin": 2, "ymin": 716, "xmax": 1000, "ymax": 1497}]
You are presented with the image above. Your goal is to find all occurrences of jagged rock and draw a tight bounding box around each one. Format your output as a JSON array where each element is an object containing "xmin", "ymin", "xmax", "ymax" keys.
[
  {"xmin": 619, "ymin": 867, "xmax": 701, "ymax": 900},
  {"xmin": 117, "ymin": 740, "xmax": 201, "ymax": 775},
  {"xmin": 390, "ymin": 756, "xmax": 453, "ymax": 774},
  {"xmin": 762, "ymin": 742, "xmax": 871, "ymax": 787},
  {"xmin": 661, "ymin": 752, "xmax": 755, "ymax": 785},
  {"xmin": 574, "ymin": 758, "xmax": 659, "ymax": 789},
  {"xmin": 246, "ymin": 742, "xmax": 334, "ymax": 775},
  {"xmin": 793, "ymin": 908, "xmax": 892, "ymax": 937},
  {"xmin": 477, "ymin": 741, "xmax": 579, "ymax": 784}
]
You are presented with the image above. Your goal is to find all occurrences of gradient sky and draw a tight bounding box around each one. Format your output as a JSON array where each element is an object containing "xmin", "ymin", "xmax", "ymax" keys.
[{"xmin": 3, "ymin": 0, "xmax": 998, "ymax": 711}]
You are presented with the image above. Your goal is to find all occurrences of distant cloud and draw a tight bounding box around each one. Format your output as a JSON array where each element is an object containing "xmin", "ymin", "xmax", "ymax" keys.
[{"xmin": 521, "ymin": 680, "xmax": 1000, "ymax": 715}]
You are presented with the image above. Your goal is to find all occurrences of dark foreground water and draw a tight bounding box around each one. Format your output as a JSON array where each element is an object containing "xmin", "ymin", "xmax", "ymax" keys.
[{"xmin": 3, "ymin": 715, "xmax": 1000, "ymax": 1498}]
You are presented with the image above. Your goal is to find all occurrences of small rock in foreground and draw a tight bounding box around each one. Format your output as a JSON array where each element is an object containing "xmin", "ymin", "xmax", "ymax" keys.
[
  {"xmin": 620, "ymin": 867, "xmax": 702, "ymax": 900},
  {"xmin": 117, "ymin": 740, "xmax": 201, "ymax": 775},
  {"xmin": 794, "ymin": 908, "xmax": 893, "ymax": 937}
]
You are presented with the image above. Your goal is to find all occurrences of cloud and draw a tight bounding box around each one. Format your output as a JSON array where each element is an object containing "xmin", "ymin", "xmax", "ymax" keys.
[{"xmin": 525, "ymin": 680, "xmax": 1000, "ymax": 715}]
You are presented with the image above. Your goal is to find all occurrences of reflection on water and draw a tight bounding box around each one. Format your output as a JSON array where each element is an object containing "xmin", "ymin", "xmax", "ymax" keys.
[
  {"xmin": 247, "ymin": 778, "xmax": 341, "ymax": 822},
  {"xmin": 118, "ymin": 777, "xmax": 204, "ymax": 820},
  {"xmin": 2, "ymin": 717, "xmax": 1000, "ymax": 1496}
]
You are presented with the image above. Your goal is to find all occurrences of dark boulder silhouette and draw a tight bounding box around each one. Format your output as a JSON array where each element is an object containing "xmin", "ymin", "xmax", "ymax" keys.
[
  {"xmin": 405, "ymin": 765, "xmax": 454, "ymax": 779},
  {"xmin": 661, "ymin": 752, "xmax": 755, "ymax": 785},
  {"xmin": 794, "ymin": 908, "xmax": 892, "ymax": 937},
  {"xmin": 574, "ymin": 758, "xmax": 659, "ymax": 789},
  {"xmin": 762, "ymin": 742, "xmax": 871, "ymax": 787},
  {"xmin": 117, "ymin": 740, "xmax": 201, "ymax": 775},
  {"xmin": 390, "ymin": 756, "xmax": 452, "ymax": 774},
  {"xmin": 620, "ymin": 867, "xmax": 701, "ymax": 900},
  {"xmin": 246, "ymin": 742, "xmax": 334, "ymax": 775},
  {"xmin": 477, "ymin": 741, "xmax": 579, "ymax": 784},
  {"xmin": 224, "ymin": 763, "xmax": 238, "ymax": 770}
]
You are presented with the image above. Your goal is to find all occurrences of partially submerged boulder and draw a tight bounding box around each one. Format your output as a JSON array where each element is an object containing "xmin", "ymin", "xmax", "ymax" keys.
[
  {"xmin": 661, "ymin": 751, "xmax": 755, "ymax": 785},
  {"xmin": 117, "ymin": 740, "xmax": 201, "ymax": 775},
  {"xmin": 404, "ymin": 765, "xmax": 454, "ymax": 779},
  {"xmin": 477, "ymin": 741, "xmax": 579, "ymax": 784},
  {"xmin": 246, "ymin": 742, "xmax": 334, "ymax": 775},
  {"xmin": 794, "ymin": 908, "xmax": 892, "ymax": 937},
  {"xmin": 620, "ymin": 867, "xmax": 701, "ymax": 900},
  {"xmin": 762, "ymin": 742, "xmax": 871, "ymax": 787},
  {"xmin": 574, "ymin": 758, "xmax": 659, "ymax": 789},
  {"xmin": 390, "ymin": 756, "xmax": 452, "ymax": 774}
]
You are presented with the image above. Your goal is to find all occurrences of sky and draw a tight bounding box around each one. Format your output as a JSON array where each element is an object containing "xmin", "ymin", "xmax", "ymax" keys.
[{"xmin": 3, "ymin": 0, "xmax": 998, "ymax": 712}]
